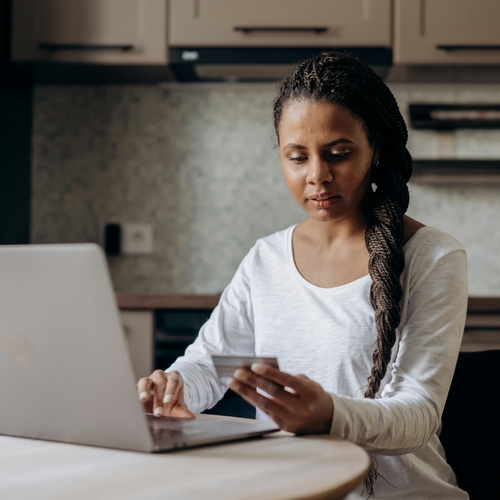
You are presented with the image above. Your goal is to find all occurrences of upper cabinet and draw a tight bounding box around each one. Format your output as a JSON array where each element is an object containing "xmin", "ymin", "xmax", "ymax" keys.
[
  {"xmin": 394, "ymin": 0, "xmax": 500, "ymax": 65},
  {"xmin": 11, "ymin": 0, "xmax": 168, "ymax": 65},
  {"xmin": 11, "ymin": 0, "xmax": 500, "ymax": 82},
  {"xmin": 169, "ymin": 0, "xmax": 391, "ymax": 48}
]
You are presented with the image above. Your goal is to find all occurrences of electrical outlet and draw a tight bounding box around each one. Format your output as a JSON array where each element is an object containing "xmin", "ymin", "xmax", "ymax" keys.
[{"xmin": 121, "ymin": 223, "xmax": 153, "ymax": 255}]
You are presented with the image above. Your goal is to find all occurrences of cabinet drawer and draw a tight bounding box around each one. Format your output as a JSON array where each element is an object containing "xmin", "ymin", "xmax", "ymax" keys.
[
  {"xmin": 12, "ymin": 0, "xmax": 168, "ymax": 65},
  {"xmin": 120, "ymin": 310, "xmax": 154, "ymax": 381},
  {"xmin": 170, "ymin": 0, "xmax": 391, "ymax": 48},
  {"xmin": 461, "ymin": 330, "xmax": 500, "ymax": 352},
  {"xmin": 394, "ymin": 0, "xmax": 500, "ymax": 65}
]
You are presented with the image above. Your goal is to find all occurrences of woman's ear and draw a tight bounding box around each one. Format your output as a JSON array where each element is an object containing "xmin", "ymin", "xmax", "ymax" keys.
[
  {"xmin": 369, "ymin": 149, "xmax": 380, "ymax": 185},
  {"xmin": 371, "ymin": 148, "xmax": 380, "ymax": 169}
]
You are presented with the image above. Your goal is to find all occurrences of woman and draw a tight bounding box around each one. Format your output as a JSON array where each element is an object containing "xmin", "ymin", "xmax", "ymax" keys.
[{"xmin": 137, "ymin": 52, "xmax": 468, "ymax": 499}]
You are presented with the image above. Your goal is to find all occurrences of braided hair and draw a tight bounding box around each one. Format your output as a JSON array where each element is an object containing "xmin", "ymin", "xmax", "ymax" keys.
[{"xmin": 273, "ymin": 52, "xmax": 412, "ymax": 496}]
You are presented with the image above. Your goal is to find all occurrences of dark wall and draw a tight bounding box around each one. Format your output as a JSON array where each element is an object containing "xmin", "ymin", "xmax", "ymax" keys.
[{"xmin": 0, "ymin": 0, "xmax": 31, "ymax": 244}]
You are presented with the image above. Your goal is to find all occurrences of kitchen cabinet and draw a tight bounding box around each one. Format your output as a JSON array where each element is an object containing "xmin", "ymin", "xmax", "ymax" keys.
[
  {"xmin": 120, "ymin": 310, "xmax": 154, "ymax": 381},
  {"xmin": 116, "ymin": 293, "xmax": 221, "ymax": 382},
  {"xmin": 117, "ymin": 295, "xmax": 500, "ymax": 368},
  {"xmin": 169, "ymin": 0, "xmax": 391, "ymax": 48},
  {"xmin": 394, "ymin": 0, "xmax": 500, "ymax": 65},
  {"xmin": 463, "ymin": 299, "xmax": 500, "ymax": 352},
  {"xmin": 116, "ymin": 293, "xmax": 254, "ymax": 418},
  {"xmin": 116, "ymin": 294, "xmax": 500, "ymax": 418},
  {"xmin": 11, "ymin": 0, "xmax": 167, "ymax": 65}
]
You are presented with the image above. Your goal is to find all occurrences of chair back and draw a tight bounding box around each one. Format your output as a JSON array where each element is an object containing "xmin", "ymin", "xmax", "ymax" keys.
[{"xmin": 440, "ymin": 350, "xmax": 500, "ymax": 499}]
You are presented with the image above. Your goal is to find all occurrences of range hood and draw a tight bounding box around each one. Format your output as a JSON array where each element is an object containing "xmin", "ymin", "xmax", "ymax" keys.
[{"xmin": 169, "ymin": 47, "xmax": 392, "ymax": 82}]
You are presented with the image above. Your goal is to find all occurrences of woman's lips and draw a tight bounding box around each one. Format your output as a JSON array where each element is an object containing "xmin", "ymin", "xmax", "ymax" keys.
[{"xmin": 308, "ymin": 194, "xmax": 340, "ymax": 208}]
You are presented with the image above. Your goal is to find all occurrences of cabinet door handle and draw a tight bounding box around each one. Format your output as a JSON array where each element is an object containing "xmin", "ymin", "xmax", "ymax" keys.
[
  {"xmin": 437, "ymin": 45, "xmax": 500, "ymax": 52},
  {"xmin": 234, "ymin": 26, "xmax": 328, "ymax": 34},
  {"xmin": 38, "ymin": 43, "xmax": 134, "ymax": 53}
]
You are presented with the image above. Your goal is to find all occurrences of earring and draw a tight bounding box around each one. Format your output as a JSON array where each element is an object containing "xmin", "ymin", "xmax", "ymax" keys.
[{"xmin": 374, "ymin": 160, "xmax": 379, "ymax": 167}]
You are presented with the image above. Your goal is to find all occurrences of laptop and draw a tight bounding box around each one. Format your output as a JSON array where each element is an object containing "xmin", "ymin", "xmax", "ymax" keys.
[{"xmin": 0, "ymin": 244, "xmax": 278, "ymax": 452}]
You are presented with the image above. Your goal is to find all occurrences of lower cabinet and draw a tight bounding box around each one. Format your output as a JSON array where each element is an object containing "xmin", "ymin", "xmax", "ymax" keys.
[
  {"xmin": 120, "ymin": 310, "xmax": 154, "ymax": 381},
  {"xmin": 119, "ymin": 305, "xmax": 500, "ymax": 418},
  {"xmin": 119, "ymin": 307, "xmax": 254, "ymax": 418},
  {"xmin": 155, "ymin": 308, "xmax": 255, "ymax": 419}
]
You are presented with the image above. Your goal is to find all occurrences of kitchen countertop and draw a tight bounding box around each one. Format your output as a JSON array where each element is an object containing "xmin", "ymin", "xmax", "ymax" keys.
[
  {"xmin": 467, "ymin": 297, "xmax": 500, "ymax": 313},
  {"xmin": 116, "ymin": 292, "xmax": 221, "ymax": 310},
  {"xmin": 116, "ymin": 293, "xmax": 500, "ymax": 313}
]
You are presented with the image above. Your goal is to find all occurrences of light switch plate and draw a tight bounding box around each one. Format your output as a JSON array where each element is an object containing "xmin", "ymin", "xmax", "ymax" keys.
[{"xmin": 121, "ymin": 223, "xmax": 154, "ymax": 255}]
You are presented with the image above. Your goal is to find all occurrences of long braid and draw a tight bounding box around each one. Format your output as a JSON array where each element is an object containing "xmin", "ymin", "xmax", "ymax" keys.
[
  {"xmin": 365, "ymin": 142, "xmax": 411, "ymax": 399},
  {"xmin": 273, "ymin": 52, "xmax": 413, "ymax": 498}
]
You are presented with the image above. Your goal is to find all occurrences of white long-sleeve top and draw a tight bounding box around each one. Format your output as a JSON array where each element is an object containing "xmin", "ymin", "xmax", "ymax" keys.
[{"xmin": 167, "ymin": 225, "xmax": 469, "ymax": 499}]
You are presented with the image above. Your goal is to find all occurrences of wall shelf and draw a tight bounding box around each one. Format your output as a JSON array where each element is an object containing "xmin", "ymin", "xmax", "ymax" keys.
[
  {"xmin": 410, "ymin": 104, "xmax": 500, "ymax": 130},
  {"xmin": 411, "ymin": 160, "xmax": 500, "ymax": 184}
]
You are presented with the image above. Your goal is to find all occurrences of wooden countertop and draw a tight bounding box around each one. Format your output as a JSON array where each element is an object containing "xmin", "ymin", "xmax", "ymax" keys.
[
  {"xmin": 116, "ymin": 293, "xmax": 500, "ymax": 313},
  {"xmin": 116, "ymin": 292, "xmax": 221, "ymax": 310},
  {"xmin": 467, "ymin": 297, "xmax": 500, "ymax": 313}
]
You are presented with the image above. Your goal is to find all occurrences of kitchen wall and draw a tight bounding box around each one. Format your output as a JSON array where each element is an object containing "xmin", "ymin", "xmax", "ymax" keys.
[{"xmin": 31, "ymin": 83, "xmax": 500, "ymax": 296}]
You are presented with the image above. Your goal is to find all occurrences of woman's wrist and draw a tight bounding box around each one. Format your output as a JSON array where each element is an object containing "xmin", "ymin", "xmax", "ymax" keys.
[{"xmin": 317, "ymin": 392, "xmax": 334, "ymax": 434}]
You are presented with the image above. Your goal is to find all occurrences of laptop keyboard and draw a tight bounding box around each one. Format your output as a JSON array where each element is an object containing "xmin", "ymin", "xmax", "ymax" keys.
[{"xmin": 149, "ymin": 425, "xmax": 184, "ymax": 442}]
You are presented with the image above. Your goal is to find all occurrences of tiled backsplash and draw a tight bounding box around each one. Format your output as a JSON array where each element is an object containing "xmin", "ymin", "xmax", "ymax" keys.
[{"xmin": 32, "ymin": 83, "xmax": 500, "ymax": 296}]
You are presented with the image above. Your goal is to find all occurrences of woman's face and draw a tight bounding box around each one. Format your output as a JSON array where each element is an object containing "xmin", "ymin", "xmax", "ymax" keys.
[{"xmin": 278, "ymin": 99, "xmax": 377, "ymax": 224}]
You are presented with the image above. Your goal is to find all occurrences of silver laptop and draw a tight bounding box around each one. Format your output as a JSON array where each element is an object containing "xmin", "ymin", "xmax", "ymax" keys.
[{"xmin": 0, "ymin": 244, "xmax": 278, "ymax": 452}]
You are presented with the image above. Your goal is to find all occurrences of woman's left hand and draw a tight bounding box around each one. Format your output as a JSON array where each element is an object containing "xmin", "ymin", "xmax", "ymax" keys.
[{"xmin": 228, "ymin": 363, "xmax": 333, "ymax": 434}]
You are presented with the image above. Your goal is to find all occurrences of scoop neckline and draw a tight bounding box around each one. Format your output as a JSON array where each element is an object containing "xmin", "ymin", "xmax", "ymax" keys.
[{"xmin": 286, "ymin": 224, "xmax": 431, "ymax": 293}]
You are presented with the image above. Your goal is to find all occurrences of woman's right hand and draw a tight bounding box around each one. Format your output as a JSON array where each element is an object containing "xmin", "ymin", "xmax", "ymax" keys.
[{"xmin": 137, "ymin": 370, "xmax": 195, "ymax": 419}]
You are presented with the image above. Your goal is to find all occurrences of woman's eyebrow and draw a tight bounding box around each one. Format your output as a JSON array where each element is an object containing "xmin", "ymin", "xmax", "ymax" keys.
[
  {"xmin": 325, "ymin": 138, "xmax": 355, "ymax": 147},
  {"xmin": 283, "ymin": 138, "xmax": 355, "ymax": 150}
]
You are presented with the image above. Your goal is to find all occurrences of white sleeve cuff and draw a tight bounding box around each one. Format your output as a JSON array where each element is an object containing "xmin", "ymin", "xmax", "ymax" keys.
[{"xmin": 329, "ymin": 392, "xmax": 349, "ymax": 438}]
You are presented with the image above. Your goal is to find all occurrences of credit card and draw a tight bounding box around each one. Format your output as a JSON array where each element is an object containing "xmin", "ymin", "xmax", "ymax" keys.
[{"xmin": 211, "ymin": 355, "xmax": 279, "ymax": 385}]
